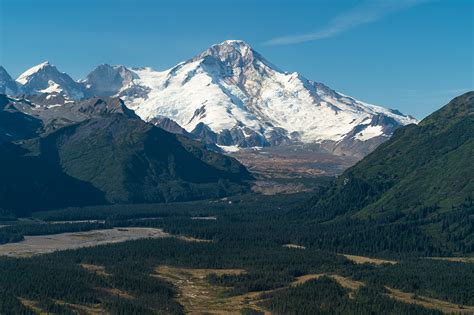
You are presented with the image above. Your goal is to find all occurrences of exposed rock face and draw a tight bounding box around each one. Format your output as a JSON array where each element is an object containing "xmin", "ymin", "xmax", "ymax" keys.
[
  {"xmin": 81, "ymin": 64, "xmax": 138, "ymax": 97},
  {"xmin": 149, "ymin": 116, "xmax": 190, "ymax": 136}
]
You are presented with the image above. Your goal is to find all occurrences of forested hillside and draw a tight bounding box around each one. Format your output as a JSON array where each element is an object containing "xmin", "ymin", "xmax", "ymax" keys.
[
  {"xmin": 0, "ymin": 95, "xmax": 252, "ymax": 216},
  {"xmin": 307, "ymin": 92, "xmax": 473, "ymax": 219},
  {"xmin": 297, "ymin": 92, "xmax": 474, "ymax": 254}
]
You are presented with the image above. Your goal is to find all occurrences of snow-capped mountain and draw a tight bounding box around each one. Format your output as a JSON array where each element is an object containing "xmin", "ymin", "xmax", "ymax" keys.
[
  {"xmin": 0, "ymin": 66, "xmax": 20, "ymax": 95},
  {"xmin": 16, "ymin": 61, "xmax": 84, "ymax": 99},
  {"xmin": 1, "ymin": 40, "xmax": 417, "ymax": 155},
  {"xmin": 90, "ymin": 40, "xmax": 417, "ymax": 150},
  {"xmin": 81, "ymin": 64, "xmax": 140, "ymax": 97}
]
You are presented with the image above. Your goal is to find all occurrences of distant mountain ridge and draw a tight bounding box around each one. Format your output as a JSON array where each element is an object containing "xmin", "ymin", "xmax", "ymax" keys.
[
  {"xmin": 0, "ymin": 94, "xmax": 252, "ymax": 215},
  {"xmin": 0, "ymin": 40, "xmax": 417, "ymax": 156},
  {"xmin": 7, "ymin": 95, "xmax": 138, "ymax": 133},
  {"xmin": 0, "ymin": 95, "xmax": 43, "ymax": 142}
]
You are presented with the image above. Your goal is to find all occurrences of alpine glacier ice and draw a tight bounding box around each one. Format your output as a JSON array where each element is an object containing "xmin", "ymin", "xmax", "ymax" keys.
[{"xmin": 106, "ymin": 40, "xmax": 417, "ymax": 148}]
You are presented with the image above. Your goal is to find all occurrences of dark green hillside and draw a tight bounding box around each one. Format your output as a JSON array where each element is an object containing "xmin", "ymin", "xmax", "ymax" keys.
[
  {"xmin": 0, "ymin": 95, "xmax": 251, "ymax": 215},
  {"xmin": 35, "ymin": 114, "xmax": 251, "ymax": 204},
  {"xmin": 307, "ymin": 92, "xmax": 473, "ymax": 219},
  {"xmin": 0, "ymin": 141, "xmax": 106, "ymax": 216},
  {"xmin": 352, "ymin": 92, "xmax": 473, "ymax": 218},
  {"xmin": 301, "ymin": 92, "xmax": 473, "ymax": 254}
]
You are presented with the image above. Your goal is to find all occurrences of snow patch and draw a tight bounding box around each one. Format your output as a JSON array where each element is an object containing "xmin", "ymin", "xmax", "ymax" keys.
[
  {"xmin": 355, "ymin": 125, "xmax": 384, "ymax": 141},
  {"xmin": 16, "ymin": 61, "xmax": 51, "ymax": 84},
  {"xmin": 217, "ymin": 145, "xmax": 241, "ymax": 153},
  {"xmin": 39, "ymin": 80, "xmax": 63, "ymax": 94}
]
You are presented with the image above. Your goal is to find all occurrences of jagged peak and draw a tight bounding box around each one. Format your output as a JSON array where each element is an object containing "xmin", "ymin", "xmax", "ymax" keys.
[
  {"xmin": 218, "ymin": 39, "xmax": 251, "ymax": 48},
  {"xmin": 192, "ymin": 39, "xmax": 255, "ymax": 62},
  {"xmin": 191, "ymin": 39, "xmax": 281, "ymax": 74},
  {"xmin": 0, "ymin": 66, "xmax": 20, "ymax": 95},
  {"xmin": 0, "ymin": 66, "xmax": 13, "ymax": 79},
  {"xmin": 34, "ymin": 61, "xmax": 51, "ymax": 67},
  {"xmin": 205, "ymin": 39, "xmax": 254, "ymax": 57},
  {"xmin": 82, "ymin": 64, "xmax": 138, "ymax": 90},
  {"xmin": 93, "ymin": 63, "xmax": 128, "ymax": 71},
  {"xmin": 16, "ymin": 61, "xmax": 57, "ymax": 84},
  {"xmin": 84, "ymin": 63, "xmax": 134, "ymax": 79}
]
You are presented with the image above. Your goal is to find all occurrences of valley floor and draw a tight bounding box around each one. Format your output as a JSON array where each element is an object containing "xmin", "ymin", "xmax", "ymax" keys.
[
  {"xmin": 0, "ymin": 194, "xmax": 472, "ymax": 314},
  {"xmin": 228, "ymin": 146, "xmax": 356, "ymax": 194},
  {"xmin": 0, "ymin": 227, "xmax": 207, "ymax": 257}
]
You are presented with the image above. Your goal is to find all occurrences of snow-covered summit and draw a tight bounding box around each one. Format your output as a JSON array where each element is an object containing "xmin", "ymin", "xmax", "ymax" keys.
[
  {"xmin": 194, "ymin": 39, "xmax": 270, "ymax": 67},
  {"xmin": 112, "ymin": 40, "xmax": 417, "ymax": 148},
  {"xmin": 16, "ymin": 61, "xmax": 84, "ymax": 99},
  {"xmin": 16, "ymin": 61, "xmax": 51, "ymax": 85}
]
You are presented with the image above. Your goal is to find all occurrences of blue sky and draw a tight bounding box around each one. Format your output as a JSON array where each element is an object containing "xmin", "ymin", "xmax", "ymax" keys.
[{"xmin": 0, "ymin": 0, "xmax": 472, "ymax": 118}]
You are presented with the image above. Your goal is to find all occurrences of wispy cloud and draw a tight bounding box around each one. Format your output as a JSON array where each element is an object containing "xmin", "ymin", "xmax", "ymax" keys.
[{"xmin": 264, "ymin": 0, "xmax": 427, "ymax": 46}]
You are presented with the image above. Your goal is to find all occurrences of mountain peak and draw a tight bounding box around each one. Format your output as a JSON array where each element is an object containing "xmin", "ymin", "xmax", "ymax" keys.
[
  {"xmin": 94, "ymin": 63, "xmax": 128, "ymax": 71},
  {"xmin": 215, "ymin": 39, "xmax": 252, "ymax": 53},
  {"xmin": 9, "ymin": 45, "xmax": 417, "ymax": 155},
  {"xmin": 218, "ymin": 39, "xmax": 251, "ymax": 49},
  {"xmin": 196, "ymin": 39, "xmax": 259, "ymax": 64},
  {"xmin": 114, "ymin": 40, "xmax": 417, "ymax": 152},
  {"xmin": 0, "ymin": 66, "xmax": 11, "ymax": 76},
  {"xmin": 16, "ymin": 61, "xmax": 55, "ymax": 84},
  {"xmin": 0, "ymin": 66, "xmax": 20, "ymax": 95},
  {"xmin": 82, "ymin": 64, "xmax": 137, "ymax": 97},
  {"xmin": 16, "ymin": 61, "xmax": 84, "ymax": 99},
  {"xmin": 0, "ymin": 66, "xmax": 14, "ymax": 82}
]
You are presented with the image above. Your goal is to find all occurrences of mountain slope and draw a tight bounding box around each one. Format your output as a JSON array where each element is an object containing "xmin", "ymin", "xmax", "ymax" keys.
[
  {"xmin": 83, "ymin": 40, "xmax": 417, "ymax": 153},
  {"xmin": 0, "ymin": 95, "xmax": 43, "ymax": 142},
  {"xmin": 32, "ymin": 113, "xmax": 251, "ymax": 204},
  {"xmin": 352, "ymin": 92, "xmax": 473, "ymax": 217},
  {"xmin": 299, "ymin": 92, "xmax": 473, "ymax": 254},
  {"xmin": 0, "ymin": 141, "xmax": 106, "ymax": 216},
  {"xmin": 308, "ymin": 92, "xmax": 473, "ymax": 218},
  {"xmin": 0, "ymin": 94, "xmax": 251, "ymax": 214},
  {"xmin": 0, "ymin": 95, "xmax": 106, "ymax": 215},
  {"xmin": 0, "ymin": 67, "xmax": 19, "ymax": 95}
]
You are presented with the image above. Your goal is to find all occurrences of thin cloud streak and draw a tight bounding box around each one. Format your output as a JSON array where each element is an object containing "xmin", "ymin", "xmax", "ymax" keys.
[{"xmin": 264, "ymin": 0, "xmax": 427, "ymax": 46}]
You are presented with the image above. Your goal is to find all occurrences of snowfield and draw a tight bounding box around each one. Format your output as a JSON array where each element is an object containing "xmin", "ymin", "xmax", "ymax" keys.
[
  {"xmin": 7, "ymin": 40, "xmax": 418, "ymax": 150},
  {"xmin": 117, "ymin": 40, "xmax": 417, "ymax": 145}
]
